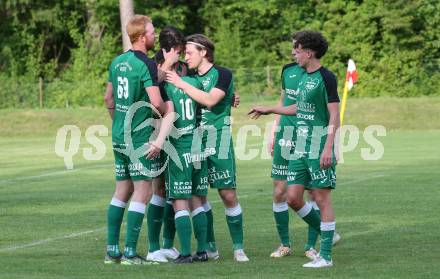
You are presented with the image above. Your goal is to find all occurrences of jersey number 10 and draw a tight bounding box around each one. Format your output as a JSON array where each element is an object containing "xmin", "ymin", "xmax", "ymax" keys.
[
  {"xmin": 179, "ymin": 99, "xmax": 194, "ymax": 120},
  {"xmin": 117, "ymin": 77, "xmax": 129, "ymax": 99}
]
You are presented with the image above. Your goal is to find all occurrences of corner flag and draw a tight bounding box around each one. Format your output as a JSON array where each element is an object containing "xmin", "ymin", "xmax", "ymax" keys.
[{"xmin": 340, "ymin": 59, "xmax": 357, "ymax": 126}]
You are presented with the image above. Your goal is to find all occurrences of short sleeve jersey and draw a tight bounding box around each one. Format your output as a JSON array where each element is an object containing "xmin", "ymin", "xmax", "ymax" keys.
[
  {"xmin": 279, "ymin": 63, "xmax": 306, "ymax": 128},
  {"xmin": 295, "ymin": 67, "xmax": 340, "ymax": 152},
  {"xmin": 108, "ymin": 50, "xmax": 159, "ymax": 144},
  {"xmin": 161, "ymin": 76, "xmax": 203, "ymax": 148},
  {"xmin": 196, "ymin": 65, "xmax": 234, "ymax": 130}
]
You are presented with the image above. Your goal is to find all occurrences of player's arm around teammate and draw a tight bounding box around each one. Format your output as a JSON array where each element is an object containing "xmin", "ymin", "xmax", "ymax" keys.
[
  {"xmin": 166, "ymin": 71, "xmax": 224, "ymax": 108},
  {"xmin": 165, "ymin": 34, "xmax": 249, "ymax": 262}
]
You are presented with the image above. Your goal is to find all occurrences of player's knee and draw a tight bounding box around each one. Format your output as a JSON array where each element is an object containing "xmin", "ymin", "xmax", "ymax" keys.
[
  {"xmin": 114, "ymin": 185, "xmax": 133, "ymax": 202},
  {"xmin": 286, "ymin": 195, "xmax": 302, "ymax": 210},
  {"xmin": 219, "ymin": 190, "xmax": 237, "ymax": 206},
  {"xmin": 113, "ymin": 192, "xmax": 130, "ymax": 203},
  {"xmin": 154, "ymin": 186, "xmax": 165, "ymax": 197},
  {"xmin": 145, "ymin": 187, "xmax": 153, "ymax": 201},
  {"xmin": 132, "ymin": 187, "xmax": 153, "ymax": 204},
  {"xmin": 273, "ymin": 185, "xmax": 286, "ymax": 202},
  {"xmin": 191, "ymin": 196, "xmax": 203, "ymax": 209},
  {"xmin": 153, "ymin": 177, "xmax": 165, "ymax": 191},
  {"xmin": 200, "ymin": 196, "xmax": 208, "ymax": 204},
  {"xmin": 313, "ymin": 195, "xmax": 324, "ymax": 205}
]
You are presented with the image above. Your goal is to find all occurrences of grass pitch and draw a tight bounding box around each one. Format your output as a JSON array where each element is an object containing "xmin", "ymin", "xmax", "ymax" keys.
[{"xmin": 1, "ymin": 97, "xmax": 440, "ymax": 278}]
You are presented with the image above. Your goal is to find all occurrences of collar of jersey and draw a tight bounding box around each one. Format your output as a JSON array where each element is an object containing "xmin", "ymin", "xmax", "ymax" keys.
[
  {"xmin": 306, "ymin": 66, "xmax": 323, "ymax": 75},
  {"xmin": 197, "ymin": 64, "xmax": 215, "ymax": 77},
  {"xmin": 129, "ymin": 49, "xmax": 147, "ymax": 57}
]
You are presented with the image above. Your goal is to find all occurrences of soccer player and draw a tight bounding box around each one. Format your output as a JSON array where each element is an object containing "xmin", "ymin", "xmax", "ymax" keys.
[
  {"xmin": 267, "ymin": 32, "xmax": 341, "ymax": 259},
  {"xmin": 267, "ymin": 32, "xmax": 306, "ymax": 258},
  {"xmin": 155, "ymin": 29, "xmax": 240, "ymax": 261},
  {"xmin": 103, "ymin": 15, "xmax": 173, "ymax": 265},
  {"xmin": 160, "ymin": 70, "xmax": 210, "ymax": 264},
  {"xmin": 249, "ymin": 30, "xmax": 340, "ymax": 268},
  {"xmin": 166, "ymin": 34, "xmax": 249, "ymax": 262},
  {"xmin": 148, "ymin": 26, "xmax": 236, "ymax": 262},
  {"xmin": 144, "ymin": 26, "xmax": 186, "ymax": 263}
]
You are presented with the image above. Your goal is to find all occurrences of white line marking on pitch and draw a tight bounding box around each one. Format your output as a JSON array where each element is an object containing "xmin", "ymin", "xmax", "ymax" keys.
[
  {"xmin": 0, "ymin": 174, "xmax": 386, "ymax": 252},
  {"xmin": 0, "ymin": 228, "xmax": 106, "ymax": 252},
  {"xmin": 0, "ymin": 164, "xmax": 113, "ymax": 185},
  {"xmin": 0, "ymin": 194, "xmax": 261, "ymax": 253}
]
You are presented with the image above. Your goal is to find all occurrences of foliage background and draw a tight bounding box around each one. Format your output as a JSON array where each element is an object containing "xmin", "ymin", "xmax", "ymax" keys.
[{"xmin": 0, "ymin": 0, "xmax": 439, "ymax": 108}]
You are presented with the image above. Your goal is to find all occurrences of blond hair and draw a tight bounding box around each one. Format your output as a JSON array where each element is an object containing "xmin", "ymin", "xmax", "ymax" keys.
[{"xmin": 126, "ymin": 15, "xmax": 152, "ymax": 44}]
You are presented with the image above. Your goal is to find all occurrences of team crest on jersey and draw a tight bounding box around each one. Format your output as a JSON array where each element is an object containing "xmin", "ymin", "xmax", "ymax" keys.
[
  {"xmin": 305, "ymin": 77, "xmax": 319, "ymax": 91},
  {"xmin": 115, "ymin": 62, "xmax": 132, "ymax": 72}
]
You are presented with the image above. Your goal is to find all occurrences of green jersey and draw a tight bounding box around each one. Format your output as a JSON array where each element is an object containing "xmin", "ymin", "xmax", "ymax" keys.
[
  {"xmin": 108, "ymin": 50, "xmax": 159, "ymax": 144},
  {"xmin": 196, "ymin": 65, "xmax": 234, "ymax": 130},
  {"xmin": 294, "ymin": 67, "xmax": 340, "ymax": 156},
  {"xmin": 279, "ymin": 63, "xmax": 306, "ymax": 128},
  {"xmin": 161, "ymin": 76, "xmax": 203, "ymax": 148}
]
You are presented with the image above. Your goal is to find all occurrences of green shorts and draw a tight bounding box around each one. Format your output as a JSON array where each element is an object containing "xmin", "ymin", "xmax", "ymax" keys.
[
  {"xmin": 113, "ymin": 142, "xmax": 159, "ymax": 181},
  {"xmin": 205, "ymin": 139, "xmax": 237, "ymax": 189},
  {"xmin": 165, "ymin": 148, "xmax": 209, "ymax": 199},
  {"xmin": 151, "ymin": 151, "xmax": 166, "ymax": 178},
  {"xmin": 271, "ymin": 128, "xmax": 296, "ymax": 180},
  {"xmin": 286, "ymin": 156, "xmax": 336, "ymax": 189}
]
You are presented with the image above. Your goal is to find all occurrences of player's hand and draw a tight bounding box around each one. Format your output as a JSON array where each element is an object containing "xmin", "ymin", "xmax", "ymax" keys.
[
  {"xmin": 165, "ymin": 70, "xmax": 185, "ymax": 89},
  {"xmin": 232, "ymin": 92, "xmax": 240, "ymax": 108},
  {"xmin": 248, "ymin": 106, "xmax": 272, "ymax": 119},
  {"xmin": 320, "ymin": 146, "xmax": 333, "ymax": 169},
  {"xmin": 146, "ymin": 141, "xmax": 162, "ymax": 160},
  {"xmin": 162, "ymin": 47, "xmax": 180, "ymax": 65}
]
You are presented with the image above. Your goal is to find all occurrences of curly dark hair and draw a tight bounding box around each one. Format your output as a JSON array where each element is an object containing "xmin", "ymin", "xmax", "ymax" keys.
[{"xmin": 294, "ymin": 31, "xmax": 328, "ymax": 59}]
